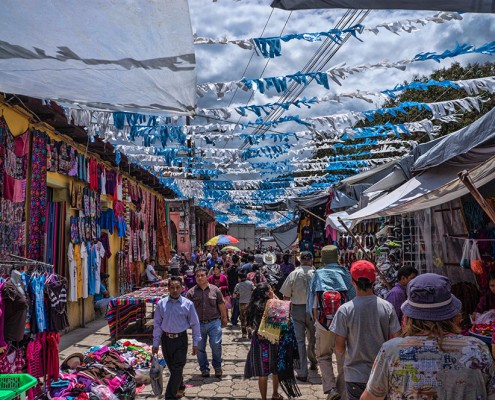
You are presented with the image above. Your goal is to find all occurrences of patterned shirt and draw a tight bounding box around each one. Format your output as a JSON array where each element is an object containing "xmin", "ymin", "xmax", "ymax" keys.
[{"xmin": 366, "ymin": 335, "xmax": 495, "ymax": 399}]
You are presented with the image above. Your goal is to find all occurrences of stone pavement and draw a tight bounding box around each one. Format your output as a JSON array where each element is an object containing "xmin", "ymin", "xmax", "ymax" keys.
[{"xmin": 60, "ymin": 317, "xmax": 327, "ymax": 399}]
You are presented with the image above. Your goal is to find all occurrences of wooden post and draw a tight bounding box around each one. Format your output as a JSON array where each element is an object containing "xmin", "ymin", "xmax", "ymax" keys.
[
  {"xmin": 299, "ymin": 206, "xmax": 326, "ymax": 223},
  {"xmin": 458, "ymin": 170, "xmax": 495, "ymax": 225},
  {"xmin": 337, "ymin": 217, "xmax": 392, "ymax": 290}
]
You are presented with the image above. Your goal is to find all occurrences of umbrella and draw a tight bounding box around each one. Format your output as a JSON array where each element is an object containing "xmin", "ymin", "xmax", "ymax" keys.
[
  {"xmin": 205, "ymin": 235, "xmax": 239, "ymax": 246},
  {"xmin": 221, "ymin": 246, "xmax": 241, "ymax": 253}
]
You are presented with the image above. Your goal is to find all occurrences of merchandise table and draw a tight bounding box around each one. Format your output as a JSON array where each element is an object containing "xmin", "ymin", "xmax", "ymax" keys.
[
  {"xmin": 150, "ymin": 279, "xmax": 168, "ymax": 287},
  {"xmin": 106, "ymin": 286, "xmax": 169, "ymax": 340}
]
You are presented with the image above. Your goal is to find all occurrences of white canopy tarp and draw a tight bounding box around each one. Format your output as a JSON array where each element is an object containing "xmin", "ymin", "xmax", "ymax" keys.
[
  {"xmin": 349, "ymin": 154, "xmax": 495, "ymax": 221},
  {"xmin": 0, "ymin": 1, "xmax": 196, "ymax": 115},
  {"xmin": 271, "ymin": 0, "xmax": 495, "ymax": 13},
  {"xmin": 326, "ymin": 209, "xmax": 356, "ymax": 232}
]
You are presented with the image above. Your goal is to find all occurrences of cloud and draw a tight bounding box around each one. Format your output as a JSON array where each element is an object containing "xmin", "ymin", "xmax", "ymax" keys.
[{"xmin": 185, "ymin": 2, "xmax": 495, "ymax": 210}]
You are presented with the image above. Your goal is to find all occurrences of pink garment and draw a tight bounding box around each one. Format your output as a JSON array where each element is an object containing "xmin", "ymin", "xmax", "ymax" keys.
[
  {"xmin": 14, "ymin": 130, "xmax": 30, "ymax": 156},
  {"xmin": 92, "ymin": 345, "xmax": 110, "ymax": 360},
  {"xmin": 325, "ymin": 224, "xmax": 338, "ymax": 242},
  {"xmin": 0, "ymin": 281, "xmax": 6, "ymax": 347},
  {"xmin": 105, "ymin": 375, "xmax": 123, "ymax": 393},
  {"xmin": 27, "ymin": 333, "xmax": 45, "ymax": 400},
  {"xmin": 46, "ymin": 332, "xmax": 61, "ymax": 384}
]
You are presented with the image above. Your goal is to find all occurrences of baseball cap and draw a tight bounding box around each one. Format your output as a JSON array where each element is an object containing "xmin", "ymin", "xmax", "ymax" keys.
[
  {"xmin": 401, "ymin": 273, "xmax": 461, "ymax": 321},
  {"xmin": 300, "ymin": 251, "xmax": 313, "ymax": 260},
  {"xmin": 350, "ymin": 260, "xmax": 376, "ymax": 283}
]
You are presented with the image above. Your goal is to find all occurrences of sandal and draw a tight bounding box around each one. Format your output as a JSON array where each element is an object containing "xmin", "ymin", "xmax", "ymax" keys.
[{"xmin": 271, "ymin": 395, "xmax": 284, "ymax": 400}]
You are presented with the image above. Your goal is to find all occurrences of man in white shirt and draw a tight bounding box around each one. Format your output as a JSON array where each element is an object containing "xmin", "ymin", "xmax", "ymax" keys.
[
  {"xmin": 146, "ymin": 259, "xmax": 160, "ymax": 282},
  {"xmin": 280, "ymin": 250, "xmax": 317, "ymax": 382}
]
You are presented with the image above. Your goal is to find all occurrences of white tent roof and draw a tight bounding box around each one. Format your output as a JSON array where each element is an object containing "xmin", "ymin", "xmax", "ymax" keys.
[
  {"xmin": 349, "ymin": 154, "xmax": 495, "ymax": 221},
  {"xmin": 0, "ymin": 0, "xmax": 196, "ymax": 115}
]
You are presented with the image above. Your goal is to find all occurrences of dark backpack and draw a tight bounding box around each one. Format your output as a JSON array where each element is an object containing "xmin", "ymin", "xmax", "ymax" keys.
[{"xmin": 316, "ymin": 290, "xmax": 347, "ymax": 330}]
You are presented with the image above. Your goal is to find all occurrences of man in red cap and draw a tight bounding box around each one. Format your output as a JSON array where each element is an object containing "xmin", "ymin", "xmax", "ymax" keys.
[{"xmin": 330, "ymin": 260, "xmax": 401, "ymax": 400}]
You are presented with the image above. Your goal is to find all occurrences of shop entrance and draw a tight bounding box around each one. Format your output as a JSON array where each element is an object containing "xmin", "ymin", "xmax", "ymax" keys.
[{"xmin": 170, "ymin": 220, "xmax": 178, "ymax": 250}]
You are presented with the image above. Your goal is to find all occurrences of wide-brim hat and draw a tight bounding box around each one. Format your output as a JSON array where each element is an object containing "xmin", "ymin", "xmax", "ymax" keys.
[
  {"xmin": 401, "ymin": 273, "xmax": 462, "ymax": 321},
  {"xmin": 61, "ymin": 353, "xmax": 84, "ymax": 370},
  {"xmin": 263, "ymin": 252, "xmax": 276, "ymax": 265}
]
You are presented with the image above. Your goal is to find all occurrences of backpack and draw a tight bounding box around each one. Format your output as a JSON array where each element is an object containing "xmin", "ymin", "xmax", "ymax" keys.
[{"xmin": 316, "ymin": 290, "xmax": 347, "ymax": 330}]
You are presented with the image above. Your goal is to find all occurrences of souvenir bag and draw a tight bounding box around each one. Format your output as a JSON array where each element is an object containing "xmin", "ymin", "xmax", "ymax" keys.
[
  {"xmin": 470, "ymin": 240, "xmax": 484, "ymax": 275},
  {"xmin": 149, "ymin": 356, "xmax": 163, "ymax": 396},
  {"xmin": 460, "ymin": 239, "xmax": 471, "ymax": 269}
]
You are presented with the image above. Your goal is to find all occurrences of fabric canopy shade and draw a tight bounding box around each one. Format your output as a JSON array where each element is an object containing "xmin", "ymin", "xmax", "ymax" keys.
[
  {"xmin": 271, "ymin": 0, "xmax": 495, "ymax": 13},
  {"xmin": 349, "ymin": 153, "xmax": 495, "ymax": 221},
  {"xmin": 221, "ymin": 246, "xmax": 241, "ymax": 252},
  {"xmin": 0, "ymin": 0, "xmax": 196, "ymax": 115},
  {"xmin": 206, "ymin": 235, "xmax": 240, "ymax": 246}
]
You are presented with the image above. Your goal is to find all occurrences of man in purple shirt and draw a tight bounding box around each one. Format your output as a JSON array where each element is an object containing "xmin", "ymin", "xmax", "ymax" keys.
[
  {"xmin": 153, "ymin": 276, "xmax": 201, "ymax": 400},
  {"xmin": 385, "ymin": 266, "xmax": 418, "ymax": 325}
]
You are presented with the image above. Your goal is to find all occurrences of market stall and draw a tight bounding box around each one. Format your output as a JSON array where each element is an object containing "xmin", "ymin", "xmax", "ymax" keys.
[
  {"xmin": 50, "ymin": 339, "xmax": 165, "ymax": 399},
  {"xmin": 106, "ymin": 286, "xmax": 169, "ymax": 340}
]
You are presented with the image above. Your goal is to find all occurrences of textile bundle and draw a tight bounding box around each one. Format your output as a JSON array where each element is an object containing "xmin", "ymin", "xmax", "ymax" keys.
[
  {"xmin": 258, "ymin": 299, "xmax": 291, "ymax": 344},
  {"xmin": 51, "ymin": 339, "xmax": 165, "ymax": 400}
]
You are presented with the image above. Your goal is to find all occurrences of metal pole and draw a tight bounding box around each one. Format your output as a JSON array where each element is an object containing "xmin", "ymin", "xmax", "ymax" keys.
[
  {"xmin": 458, "ymin": 170, "xmax": 495, "ymax": 225},
  {"xmin": 337, "ymin": 217, "xmax": 392, "ymax": 290}
]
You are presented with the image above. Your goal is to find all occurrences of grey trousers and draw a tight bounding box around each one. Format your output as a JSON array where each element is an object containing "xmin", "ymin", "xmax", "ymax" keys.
[
  {"xmin": 291, "ymin": 304, "xmax": 317, "ymax": 378},
  {"xmin": 315, "ymin": 327, "xmax": 345, "ymax": 395}
]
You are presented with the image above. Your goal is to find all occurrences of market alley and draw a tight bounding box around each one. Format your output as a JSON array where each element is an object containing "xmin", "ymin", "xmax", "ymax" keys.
[{"xmin": 59, "ymin": 318, "xmax": 327, "ymax": 399}]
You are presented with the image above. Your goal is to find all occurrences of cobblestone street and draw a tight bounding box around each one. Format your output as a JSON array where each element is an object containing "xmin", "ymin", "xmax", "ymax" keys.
[{"xmin": 60, "ymin": 318, "xmax": 326, "ymax": 399}]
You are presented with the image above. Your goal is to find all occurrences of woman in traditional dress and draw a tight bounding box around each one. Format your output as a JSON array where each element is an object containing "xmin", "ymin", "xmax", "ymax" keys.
[{"xmin": 244, "ymin": 282, "xmax": 300, "ymax": 400}]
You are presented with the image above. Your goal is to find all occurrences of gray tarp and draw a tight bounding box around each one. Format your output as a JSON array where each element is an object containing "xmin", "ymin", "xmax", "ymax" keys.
[
  {"xmin": 330, "ymin": 190, "xmax": 358, "ymax": 210},
  {"xmin": 349, "ymin": 150, "xmax": 495, "ymax": 220},
  {"xmin": 413, "ymin": 106, "xmax": 495, "ymax": 172},
  {"xmin": 0, "ymin": 1, "xmax": 196, "ymax": 114},
  {"xmin": 287, "ymin": 190, "xmax": 330, "ymax": 211},
  {"xmin": 271, "ymin": 0, "xmax": 495, "ymax": 13},
  {"xmin": 272, "ymin": 222, "xmax": 299, "ymax": 251}
]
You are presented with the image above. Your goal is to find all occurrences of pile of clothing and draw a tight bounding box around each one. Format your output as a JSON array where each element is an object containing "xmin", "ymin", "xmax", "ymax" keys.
[{"xmin": 50, "ymin": 339, "xmax": 164, "ymax": 400}]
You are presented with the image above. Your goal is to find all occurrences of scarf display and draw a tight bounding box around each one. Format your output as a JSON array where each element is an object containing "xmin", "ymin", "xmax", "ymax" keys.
[{"xmin": 257, "ymin": 299, "xmax": 291, "ymax": 344}]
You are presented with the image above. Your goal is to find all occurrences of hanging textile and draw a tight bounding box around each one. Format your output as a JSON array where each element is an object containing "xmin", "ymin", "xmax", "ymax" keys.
[
  {"xmin": 28, "ymin": 130, "xmax": 49, "ymax": 261},
  {"xmin": 0, "ymin": 117, "xmax": 29, "ymax": 258},
  {"xmin": 156, "ymin": 199, "xmax": 169, "ymax": 266}
]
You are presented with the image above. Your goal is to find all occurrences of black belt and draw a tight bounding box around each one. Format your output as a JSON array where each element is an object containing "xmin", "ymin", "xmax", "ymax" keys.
[
  {"xmin": 164, "ymin": 331, "xmax": 186, "ymax": 339},
  {"xmin": 200, "ymin": 317, "xmax": 219, "ymax": 324}
]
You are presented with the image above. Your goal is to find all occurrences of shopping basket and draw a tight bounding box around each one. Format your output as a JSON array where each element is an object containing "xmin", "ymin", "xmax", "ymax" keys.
[{"xmin": 0, "ymin": 374, "xmax": 37, "ymax": 400}]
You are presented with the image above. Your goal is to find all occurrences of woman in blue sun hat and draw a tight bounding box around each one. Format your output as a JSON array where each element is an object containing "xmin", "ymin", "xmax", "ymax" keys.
[{"xmin": 362, "ymin": 273, "xmax": 495, "ymax": 400}]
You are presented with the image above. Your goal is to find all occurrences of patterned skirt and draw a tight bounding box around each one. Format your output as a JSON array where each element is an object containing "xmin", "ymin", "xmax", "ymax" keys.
[{"xmin": 244, "ymin": 333, "xmax": 279, "ymax": 378}]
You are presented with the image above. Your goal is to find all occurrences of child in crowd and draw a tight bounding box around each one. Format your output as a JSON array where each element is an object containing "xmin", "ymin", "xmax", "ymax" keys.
[{"xmin": 233, "ymin": 272, "xmax": 255, "ymax": 338}]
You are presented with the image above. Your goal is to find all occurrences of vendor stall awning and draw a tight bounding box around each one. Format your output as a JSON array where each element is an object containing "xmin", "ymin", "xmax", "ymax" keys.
[
  {"xmin": 271, "ymin": 0, "xmax": 495, "ymax": 13},
  {"xmin": 0, "ymin": 0, "xmax": 196, "ymax": 115},
  {"xmin": 349, "ymin": 153, "xmax": 495, "ymax": 221},
  {"xmin": 413, "ymin": 106, "xmax": 495, "ymax": 172}
]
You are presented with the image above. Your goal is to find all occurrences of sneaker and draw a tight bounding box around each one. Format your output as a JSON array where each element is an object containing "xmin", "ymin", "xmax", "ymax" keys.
[
  {"xmin": 201, "ymin": 370, "xmax": 210, "ymax": 378},
  {"xmin": 215, "ymin": 368, "xmax": 223, "ymax": 378},
  {"xmin": 310, "ymin": 363, "xmax": 318, "ymax": 371},
  {"xmin": 326, "ymin": 389, "xmax": 341, "ymax": 400}
]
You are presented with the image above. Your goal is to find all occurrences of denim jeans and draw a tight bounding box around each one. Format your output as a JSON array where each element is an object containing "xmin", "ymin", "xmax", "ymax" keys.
[
  {"xmin": 230, "ymin": 297, "xmax": 239, "ymax": 325},
  {"xmin": 197, "ymin": 318, "xmax": 222, "ymax": 372}
]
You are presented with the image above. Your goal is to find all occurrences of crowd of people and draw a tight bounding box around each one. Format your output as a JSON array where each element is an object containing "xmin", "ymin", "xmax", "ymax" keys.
[{"xmin": 150, "ymin": 244, "xmax": 495, "ymax": 400}]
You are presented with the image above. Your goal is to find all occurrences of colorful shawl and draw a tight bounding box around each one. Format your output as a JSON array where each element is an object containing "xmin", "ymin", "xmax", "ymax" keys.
[{"xmin": 258, "ymin": 299, "xmax": 291, "ymax": 344}]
